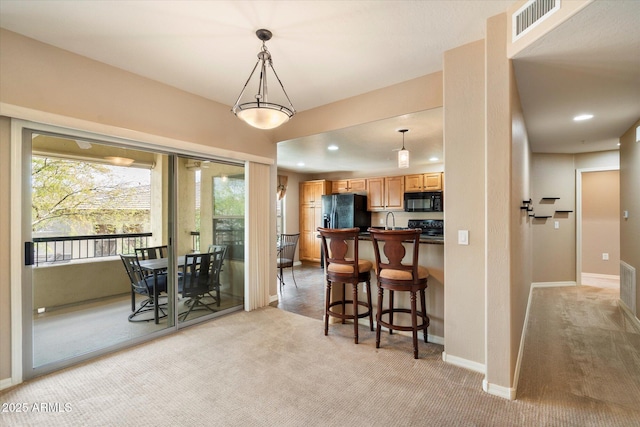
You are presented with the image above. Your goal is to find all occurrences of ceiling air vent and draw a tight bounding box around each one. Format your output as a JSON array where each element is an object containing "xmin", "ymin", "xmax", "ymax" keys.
[{"xmin": 513, "ymin": 0, "xmax": 560, "ymax": 42}]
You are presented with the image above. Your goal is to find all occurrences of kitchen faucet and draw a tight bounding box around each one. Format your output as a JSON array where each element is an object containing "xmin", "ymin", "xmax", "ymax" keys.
[{"xmin": 385, "ymin": 211, "xmax": 395, "ymax": 230}]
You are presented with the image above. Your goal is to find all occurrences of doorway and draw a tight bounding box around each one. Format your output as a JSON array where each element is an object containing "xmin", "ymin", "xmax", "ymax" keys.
[{"xmin": 578, "ymin": 169, "xmax": 620, "ymax": 289}]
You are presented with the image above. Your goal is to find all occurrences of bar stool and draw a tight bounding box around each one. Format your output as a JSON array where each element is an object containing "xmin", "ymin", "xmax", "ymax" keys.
[
  {"xmin": 368, "ymin": 228, "xmax": 430, "ymax": 359},
  {"xmin": 318, "ymin": 227, "xmax": 374, "ymax": 344}
]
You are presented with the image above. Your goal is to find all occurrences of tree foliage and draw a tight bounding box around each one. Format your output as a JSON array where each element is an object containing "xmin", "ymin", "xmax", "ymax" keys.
[{"xmin": 32, "ymin": 157, "xmax": 144, "ymax": 234}]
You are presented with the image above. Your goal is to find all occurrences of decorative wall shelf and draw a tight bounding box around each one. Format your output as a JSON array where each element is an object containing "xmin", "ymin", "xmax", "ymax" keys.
[
  {"xmin": 541, "ymin": 197, "xmax": 560, "ymax": 200},
  {"xmin": 533, "ymin": 215, "xmax": 551, "ymax": 219},
  {"xmin": 555, "ymin": 210, "xmax": 573, "ymax": 213}
]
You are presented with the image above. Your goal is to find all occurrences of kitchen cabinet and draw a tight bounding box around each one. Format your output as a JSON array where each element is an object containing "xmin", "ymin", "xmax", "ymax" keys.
[
  {"xmin": 366, "ymin": 176, "xmax": 404, "ymax": 211},
  {"xmin": 405, "ymin": 172, "xmax": 443, "ymax": 192},
  {"xmin": 299, "ymin": 180, "xmax": 331, "ymax": 262},
  {"xmin": 331, "ymin": 179, "xmax": 366, "ymax": 194}
]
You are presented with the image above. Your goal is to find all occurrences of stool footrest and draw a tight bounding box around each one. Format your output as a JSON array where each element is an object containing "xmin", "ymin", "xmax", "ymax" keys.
[
  {"xmin": 377, "ymin": 308, "xmax": 430, "ymax": 332},
  {"xmin": 327, "ymin": 300, "xmax": 372, "ymax": 320}
]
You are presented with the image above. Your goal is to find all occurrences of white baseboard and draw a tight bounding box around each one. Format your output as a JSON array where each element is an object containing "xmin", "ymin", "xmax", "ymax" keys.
[
  {"xmin": 0, "ymin": 377, "xmax": 15, "ymax": 391},
  {"xmin": 582, "ymin": 272, "xmax": 619, "ymax": 280},
  {"xmin": 531, "ymin": 281, "xmax": 576, "ymax": 288},
  {"xmin": 442, "ymin": 352, "xmax": 486, "ymax": 374},
  {"xmin": 269, "ymin": 294, "xmax": 279, "ymax": 304},
  {"xmin": 483, "ymin": 378, "xmax": 516, "ymax": 400}
]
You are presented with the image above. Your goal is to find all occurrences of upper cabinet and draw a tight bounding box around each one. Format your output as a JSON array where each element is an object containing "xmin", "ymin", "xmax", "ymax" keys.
[
  {"xmin": 366, "ymin": 176, "xmax": 404, "ymax": 211},
  {"xmin": 405, "ymin": 172, "xmax": 443, "ymax": 192},
  {"xmin": 331, "ymin": 179, "xmax": 366, "ymax": 194}
]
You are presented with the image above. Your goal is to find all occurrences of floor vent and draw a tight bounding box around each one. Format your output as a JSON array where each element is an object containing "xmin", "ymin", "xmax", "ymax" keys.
[
  {"xmin": 620, "ymin": 261, "xmax": 637, "ymax": 316},
  {"xmin": 512, "ymin": 0, "xmax": 560, "ymax": 42}
]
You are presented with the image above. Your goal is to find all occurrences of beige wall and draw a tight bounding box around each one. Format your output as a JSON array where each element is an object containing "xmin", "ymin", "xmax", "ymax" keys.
[
  {"xmin": 273, "ymin": 73, "xmax": 443, "ymax": 142},
  {"xmin": 33, "ymin": 260, "xmax": 130, "ymax": 308},
  {"xmin": 508, "ymin": 48, "xmax": 533, "ymax": 391},
  {"xmin": 582, "ymin": 170, "xmax": 620, "ymax": 275},
  {"xmin": 443, "ymin": 39, "xmax": 486, "ymax": 366},
  {"xmin": 620, "ymin": 119, "xmax": 640, "ymax": 319},
  {"xmin": 0, "ymin": 29, "xmax": 275, "ymax": 383},
  {"xmin": 0, "ymin": 117, "xmax": 11, "ymax": 379},
  {"xmin": 0, "ymin": 30, "xmax": 274, "ymax": 159},
  {"xmin": 532, "ymin": 151, "xmax": 619, "ymax": 283},
  {"xmin": 486, "ymin": 12, "xmax": 533, "ymax": 392},
  {"xmin": 531, "ymin": 154, "xmax": 577, "ymax": 282}
]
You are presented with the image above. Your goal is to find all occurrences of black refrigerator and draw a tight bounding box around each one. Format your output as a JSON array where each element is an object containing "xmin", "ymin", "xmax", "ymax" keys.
[{"xmin": 321, "ymin": 194, "xmax": 371, "ymax": 232}]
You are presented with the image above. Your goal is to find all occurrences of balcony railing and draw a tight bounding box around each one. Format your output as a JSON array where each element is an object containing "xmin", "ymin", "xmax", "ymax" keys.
[{"xmin": 33, "ymin": 233, "xmax": 153, "ymax": 266}]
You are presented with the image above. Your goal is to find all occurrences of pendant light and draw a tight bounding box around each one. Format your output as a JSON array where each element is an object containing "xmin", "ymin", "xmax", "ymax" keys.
[
  {"xmin": 232, "ymin": 29, "xmax": 296, "ymax": 130},
  {"xmin": 397, "ymin": 129, "xmax": 410, "ymax": 169}
]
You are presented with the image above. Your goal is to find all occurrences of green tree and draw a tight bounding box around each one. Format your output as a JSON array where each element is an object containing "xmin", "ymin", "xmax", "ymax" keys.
[{"xmin": 32, "ymin": 156, "xmax": 145, "ymax": 234}]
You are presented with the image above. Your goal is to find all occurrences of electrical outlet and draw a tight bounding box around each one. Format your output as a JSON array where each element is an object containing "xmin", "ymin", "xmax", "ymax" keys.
[{"xmin": 602, "ymin": 253, "xmax": 609, "ymax": 261}]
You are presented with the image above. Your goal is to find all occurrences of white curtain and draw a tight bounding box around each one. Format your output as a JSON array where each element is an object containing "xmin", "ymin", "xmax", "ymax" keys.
[{"xmin": 245, "ymin": 161, "xmax": 272, "ymax": 310}]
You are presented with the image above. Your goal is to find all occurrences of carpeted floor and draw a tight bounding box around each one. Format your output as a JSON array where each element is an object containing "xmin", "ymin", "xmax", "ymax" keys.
[{"xmin": 1, "ymin": 285, "xmax": 639, "ymax": 426}]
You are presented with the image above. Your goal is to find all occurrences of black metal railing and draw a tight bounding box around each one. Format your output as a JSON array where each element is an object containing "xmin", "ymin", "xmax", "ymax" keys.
[
  {"xmin": 191, "ymin": 231, "xmax": 200, "ymax": 253},
  {"xmin": 33, "ymin": 233, "xmax": 153, "ymax": 266}
]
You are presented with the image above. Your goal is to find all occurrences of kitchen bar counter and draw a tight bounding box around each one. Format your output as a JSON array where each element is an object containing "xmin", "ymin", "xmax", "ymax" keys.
[
  {"xmin": 324, "ymin": 230, "xmax": 445, "ymax": 343},
  {"xmin": 358, "ymin": 231, "xmax": 444, "ymax": 245}
]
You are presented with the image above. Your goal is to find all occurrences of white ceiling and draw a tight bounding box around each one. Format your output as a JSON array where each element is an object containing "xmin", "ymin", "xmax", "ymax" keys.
[{"xmin": 1, "ymin": 0, "xmax": 639, "ymax": 174}]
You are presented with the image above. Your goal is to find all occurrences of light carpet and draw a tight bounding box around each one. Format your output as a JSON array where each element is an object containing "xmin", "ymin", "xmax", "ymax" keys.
[{"xmin": 1, "ymin": 289, "xmax": 639, "ymax": 426}]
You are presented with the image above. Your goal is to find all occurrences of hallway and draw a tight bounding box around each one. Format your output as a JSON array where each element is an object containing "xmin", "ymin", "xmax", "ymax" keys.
[{"xmin": 275, "ymin": 265, "xmax": 640, "ymax": 418}]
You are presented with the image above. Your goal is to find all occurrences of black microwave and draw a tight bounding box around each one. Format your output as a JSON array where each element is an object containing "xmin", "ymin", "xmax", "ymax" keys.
[{"xmin": 404, "ymin": 191, "xmax": 443, "ymax": 212}]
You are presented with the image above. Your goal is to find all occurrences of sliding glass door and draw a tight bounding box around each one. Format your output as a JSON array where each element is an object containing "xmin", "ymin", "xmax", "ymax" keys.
[
  {"xmin": 22, "ymin": 126, "xmax": 245, "ymax": 379},
  {"xmin": 175, "ymin": 156, "xmax": 245, "ymax": 325}
]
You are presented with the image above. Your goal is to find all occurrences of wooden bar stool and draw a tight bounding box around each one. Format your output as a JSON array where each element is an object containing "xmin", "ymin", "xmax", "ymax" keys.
[
  {"xmin": 368, "ymin": 228, "xmax": 430, "ymax": 359},
  {"xmin": 318, "ymin": 227, "xmax": 374, "ymax": 344}
]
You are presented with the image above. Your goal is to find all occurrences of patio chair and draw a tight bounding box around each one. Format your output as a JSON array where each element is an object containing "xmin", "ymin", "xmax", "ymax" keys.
[
  {"xmin": 206, "ymin": 245, "xmax": 228, "ymax": 306},
  {"xmin": 120, "ymin": 254, "xmax": 168, "ymax": 322},
  {"xmin": 135, "ymin": 245, "xmax": 168, "ymax": 260},
  {"xmin": 179, "ymin": 252, "xmax": 217, "ymax": 321}
]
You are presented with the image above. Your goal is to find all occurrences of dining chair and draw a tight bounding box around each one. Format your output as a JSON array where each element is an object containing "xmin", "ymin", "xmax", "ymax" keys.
[
  {"xmin": 368, "ymin": 228, "xmax": 430, "ymax": 359},
  {"xmin": 120, "ymin": 254, "xmax": 168, "ymax": 322},
  {"xmin": 179, "ymin": 252, "xmax": 216, "ymax": 321},
  {"xmin": 318, "ymin": 227, "xmax": 374, "ymax": 344},
  {"xmin": 205, "ymin": 245, "xmax": 227, "ymax": 307},
  {"xmin": 135, "ymin": 245, "xmax": 168, "ymax": 260},
  {"xmin": 277, "ymin": 233, "xmax": 300, "ymax": 290}
]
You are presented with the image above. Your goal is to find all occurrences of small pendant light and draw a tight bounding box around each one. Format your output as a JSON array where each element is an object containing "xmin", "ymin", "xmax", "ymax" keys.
[{"xmin": 397, "ymin": 129, "xmax": 409, "ymax": 169}]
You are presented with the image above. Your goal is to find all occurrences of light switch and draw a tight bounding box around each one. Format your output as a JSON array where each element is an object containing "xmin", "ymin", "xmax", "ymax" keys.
[
  {"xmin": 554, "ymin": 221, "xmax": 559, "ymax": 229},
  {"xmin": 458, "ymin": 230, "xmax": 469, "ymax": 245}
]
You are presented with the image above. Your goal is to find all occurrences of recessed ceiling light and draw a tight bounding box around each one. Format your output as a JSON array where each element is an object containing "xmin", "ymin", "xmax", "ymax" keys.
[
  {"xmin": 297, "ymin": 162, "xmax": 305, "ymax": 167},
  {"xmin": 617, "ymin": 142, "xmax": 621, "ymax": 147},
  {"xmin": 573, "ymin": 114, "xmax": 594, "ymax": 121},
  {"xmin": 327, "ymin": 145, "xmax": 339, "ymax": 151},
  {"xmin": 429, "ymin": 157, "xmax": 439, "ymax": 162}
]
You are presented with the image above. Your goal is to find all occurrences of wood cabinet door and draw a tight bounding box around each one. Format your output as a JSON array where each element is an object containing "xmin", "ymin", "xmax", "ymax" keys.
[
  {"xmin": 331, "ymin": 180, "xmax": 348, "ymax": 193},
  {"xmin": 300, "ymin": 182, "xmax": 313, "ymax": 204},
  {"xmin": 366, "ymin": 178, "xmax": 385, "ymax": 211},
  {"xmin": 349, "ymin": 179, "xmax": 367, "ymax": 193},
  {"xmin": 404, "ymin": 174, "xmax": 423, "ymax": 192},
  {"xmin": 385, "ymin": 176, "xmax": 404, "ymax": 210},
  {"xmin": 424, "ymin": 173, "xmax": 442, "ymax": 190}
]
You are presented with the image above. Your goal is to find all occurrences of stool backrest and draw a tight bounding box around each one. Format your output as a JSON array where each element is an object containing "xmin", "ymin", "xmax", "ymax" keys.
[
  {"xmin": 317, "ymin": 227, "xmax": 361, "ymax": 280},
  {"xmin": 368, "ymin": 228, "xmax": 423, "ymax": 284}
]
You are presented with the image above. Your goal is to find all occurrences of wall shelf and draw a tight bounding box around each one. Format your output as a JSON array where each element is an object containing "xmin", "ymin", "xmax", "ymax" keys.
[
  {"xmin": 555, "ymin": 210, "xmax": 573, "ymax": 213},
  {"xmin": 541, "ymin": 197, "xmax": 560, "ymax": 200},
  {"xmin": 533, "ymin": 215, "xmax": 551, "ymax": 219}
]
